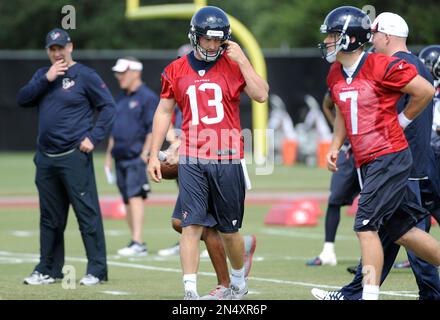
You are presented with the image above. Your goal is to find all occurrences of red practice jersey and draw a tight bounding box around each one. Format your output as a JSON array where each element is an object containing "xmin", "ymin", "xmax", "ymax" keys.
[
  {"xmin": 327, "ymin": 52, "xmax": 418, "ymax": 167},
  {"xmin": 161, "ymin": 54, "xmax": 246, "ymax": 160}
]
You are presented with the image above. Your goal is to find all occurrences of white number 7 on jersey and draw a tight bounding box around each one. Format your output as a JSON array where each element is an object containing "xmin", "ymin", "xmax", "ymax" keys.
[
  {"xmin": 186, "ymin": 83, "xmax": 224, "ymax": 125},
  {"xmin": 339, "ymin": 91, "xmax": 359, "ymax": 134}
]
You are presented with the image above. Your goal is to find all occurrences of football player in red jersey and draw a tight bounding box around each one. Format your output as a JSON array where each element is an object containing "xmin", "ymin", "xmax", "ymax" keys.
[
  {"xmin": 148, "ymin": 6, "xmax": 268, "ymax": 300},
  {"xmin": 318, "ymin": 6, "xmax": 440, "ymax": 300}
]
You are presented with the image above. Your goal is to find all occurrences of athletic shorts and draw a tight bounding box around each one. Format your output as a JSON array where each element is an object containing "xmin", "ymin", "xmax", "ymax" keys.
[
  {"xmin": 328, "ymin": 148, "xmax": 360, "ymax": 206},
  {"xmin": 178, "ymin": 157, "xmax": 245, "ymax": 233},
  {"xmin": 115, "ymin": 157, "xmax": 150, "ymax": 204},
  {"xmin": 355, "ymin": 148, "xmax": 429, "ymax": 241}
]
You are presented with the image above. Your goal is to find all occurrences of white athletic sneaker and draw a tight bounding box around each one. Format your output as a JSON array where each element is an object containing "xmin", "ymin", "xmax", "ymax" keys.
[
  {"xmin": 318, "ymin": 251, "xmax": 337, "ymax": 266},
  {"xmin": 157, "ymin": 244, "xmax": 209, "ymax": 258},
  {"xmin": 183, "ymin": 290, "xmax": 199, "ymax": 300},
  {"xmin": 199, "ymin": 285, "xmax": 232, "ymax": 300},
  {"xmin": 243, "ymin": 235, "xmax": 257, "ymax": 277},
  {"xmin": 79, "ymin": 274, "xmax": 103, "ymax": 286},
  {"xmin": 311, "ymin": 288, "xmax": 344, "ymax": 300},
  {"xmin": 117, "ymin": 241, "xmax": 148, "ymax": 257},
  {"xmin": 158, "ymin": 242, "xmax": 180, "ymax": 257},
  {"xmin": 23, "ymin": 271, "xmax": 56, "ymax": 285},
  {"xmin": 230, "ymin": 283, "xmax": 248, "ymax": 300}
]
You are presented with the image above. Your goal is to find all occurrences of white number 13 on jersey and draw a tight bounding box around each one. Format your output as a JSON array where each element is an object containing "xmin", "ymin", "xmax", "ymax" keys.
[
  {"xmin": 186, "ymin": 83, "xmax": 224, "ymax": 125},
  {"xmin": 339, "ymin": 91, "xmax": 359, "ymax": 134}
]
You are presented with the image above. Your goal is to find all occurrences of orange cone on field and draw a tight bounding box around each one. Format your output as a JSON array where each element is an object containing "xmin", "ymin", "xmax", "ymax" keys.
[
  {"xmin": 282, "ymin": 139, "xmax": 298, "ymax": 166},
  {"xmin": 317, "ymin": 140, "xmax": 331, "ymax": 168}
]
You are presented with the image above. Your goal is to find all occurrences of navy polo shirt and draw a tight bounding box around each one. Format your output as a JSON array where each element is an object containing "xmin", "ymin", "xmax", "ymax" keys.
[
  {"xmin": 17, "ymin": 63, "xmax": 116, "ymax": 154},
  {"xmin": 394, "ymin": 51, "xmax": 434, "ymax": 179},
  {"xmin": 111, "ymin": 84, "xmax": 159, "ymax": 161}
]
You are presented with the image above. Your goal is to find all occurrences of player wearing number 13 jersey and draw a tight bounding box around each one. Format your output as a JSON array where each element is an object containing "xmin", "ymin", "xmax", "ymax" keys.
[
  {"xmin": 161, "ymin": 50, "xmax": 245, "ymax": 159},
  {"xmin": 148, "ymin": 6, "xmax": 268, "ymax": 300}
]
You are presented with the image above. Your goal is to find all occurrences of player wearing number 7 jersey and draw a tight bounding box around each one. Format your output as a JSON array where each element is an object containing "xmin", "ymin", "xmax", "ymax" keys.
[
  {"xmin": 148, "ymin": 6, "xmax": 268, "ymax": 300},
  {"xmin": 320, "ymin": 6, "xmax": 440, "ymax": 300}
]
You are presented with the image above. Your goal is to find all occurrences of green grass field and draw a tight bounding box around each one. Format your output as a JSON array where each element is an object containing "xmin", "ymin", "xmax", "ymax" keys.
[{"xmin": 0, "ymin": 152, "xmax": 435, "ymax": 300}]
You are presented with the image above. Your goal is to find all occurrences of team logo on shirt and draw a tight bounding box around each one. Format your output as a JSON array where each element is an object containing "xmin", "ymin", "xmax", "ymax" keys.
[
  {"xmin": 129, "ymin": 100, "xmax": 139, "ymax": 109},
  {"xmin": 62, "ymin": 78, "xmax": 75, "ymax": 90},
  {"xmin": 198, "ymin": 70, "xmax": 206, "ymax": 77}
]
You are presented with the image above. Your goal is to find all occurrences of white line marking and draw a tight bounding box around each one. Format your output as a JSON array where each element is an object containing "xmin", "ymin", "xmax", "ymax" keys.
[
  {"xmin": 0, "ymin": 251, "xmax": 417, "ymax": 298},
  {"xmin": 100, "ymin": 290, "xmax": 130, "ymax": 296},
  {"xmin": 262, "ymin": 228, "xmax": 357, "ymax": 241},
  {"xmin": 10, "ymin": 230, "xmax": 35, "ymax": 237}
]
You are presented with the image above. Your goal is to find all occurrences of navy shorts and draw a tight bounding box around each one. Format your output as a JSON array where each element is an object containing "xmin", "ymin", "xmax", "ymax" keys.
[
  {"xmin": 355, "ymin": 148, "xmax": 429, "ymax": 241},
  {"xmin": 115, "ymin": 157, "xmax": 150, "ymax": 204},
  {"xmin": 178, "ymin": 157, "xmax": 245, "ymax": 233},
  {"xmin": 328, "ymin": 148, "xmax": 360, "ymax": 206},
  {"xmin": 171, "ymin": 192, "xmax": 217, "ymax": 228}
]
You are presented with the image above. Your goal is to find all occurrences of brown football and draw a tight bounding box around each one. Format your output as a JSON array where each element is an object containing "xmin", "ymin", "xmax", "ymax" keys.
[{"xmin": 160, "ymin": 161, "xmax": 178, "ymax": 180}]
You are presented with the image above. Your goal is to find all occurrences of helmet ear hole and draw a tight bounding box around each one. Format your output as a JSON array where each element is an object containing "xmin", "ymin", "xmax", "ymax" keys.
[{"xmin": 341, "ymin": 35, "xmax": 350, "ymax": 50}]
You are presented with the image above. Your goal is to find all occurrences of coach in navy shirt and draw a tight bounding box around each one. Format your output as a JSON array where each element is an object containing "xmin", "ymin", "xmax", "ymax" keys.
[
  {"xmin": 17, "ymin": 28, "xmax": 115, "ymax": 286},
  {"xmin": 105, "ymin": 57, "xmax": 158, "ymax": 257}
]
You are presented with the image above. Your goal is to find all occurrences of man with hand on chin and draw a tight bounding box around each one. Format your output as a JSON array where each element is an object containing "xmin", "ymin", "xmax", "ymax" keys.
[{"xmin": 18, "ymin": 28, "xmax": 115, "ymax": 286}]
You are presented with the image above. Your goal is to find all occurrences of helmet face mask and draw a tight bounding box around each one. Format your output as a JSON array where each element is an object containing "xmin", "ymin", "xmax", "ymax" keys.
[
  {"xmin": 319, "ymin": 32, "xmax": 350, "ymax": 63},
  {"xmin": 188, "ymin": 6, "xmax": 231, "ymax": 62},
  {"xmin": 318, "ymin": 6, "xmax": 371, "ymax": 63}
]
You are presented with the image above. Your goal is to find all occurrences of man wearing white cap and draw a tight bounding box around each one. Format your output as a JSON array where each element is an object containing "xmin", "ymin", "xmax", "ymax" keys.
[
  {"xmin": 371, "ymin": 12, "xmax": 409, "ymax": 38},
  {"xmin": 105, "ymin": 57, "xmax": 159, "ymax": 256}
]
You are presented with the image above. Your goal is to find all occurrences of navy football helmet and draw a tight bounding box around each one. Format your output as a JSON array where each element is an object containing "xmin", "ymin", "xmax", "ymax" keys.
[
  {"xmin": 419, "ymin": 45, "xmax": 440, "ymax": 81},
  {"xmin": 188, "ymin": 6, "xmax": 231, "ymax": 62},
  {"xmin": 319, "ymin": 6, "xmax": 371, "ymax": 63}
]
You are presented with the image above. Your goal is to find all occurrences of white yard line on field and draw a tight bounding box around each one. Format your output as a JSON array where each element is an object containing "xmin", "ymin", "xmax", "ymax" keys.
[
  {"xmin": 0, "ymin": 251, "xmax": 417, "ymax": 298},
  {"xmin": 262, "ymin": 228, "xmax": 357, "ymax": 241}
]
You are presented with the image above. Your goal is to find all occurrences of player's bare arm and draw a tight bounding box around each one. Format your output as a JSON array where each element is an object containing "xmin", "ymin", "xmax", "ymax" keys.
[
  {"xmin": 225, "ymin": 40, "xmax": 269, "ymax": 103},
  {"xmin": 141, "ymin": 133, "xmax": 152, "ymax": 163},
  {"xmin": 322, "ymin": 91, "xmax": 336, "ymax": 126},
  {"xmin": 327, "ymin": 104, "xmax": 346, "ymax": 172},
  {"xmin": 148, "ymin": 98, "xmax": 176, "ymax": 182},
  {"xmin": 400, "ymin": 74, "xmax": 436, "ymax": 120}
]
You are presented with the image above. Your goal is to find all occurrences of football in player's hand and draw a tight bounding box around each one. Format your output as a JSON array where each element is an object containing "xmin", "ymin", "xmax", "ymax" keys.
[
  {"xmin": 160, "ymin": 161, "xmax": 178, "ymax": 180},
  {"xmin": 158, "ymin": 151, "xmax": 178, "ymax": 180}
]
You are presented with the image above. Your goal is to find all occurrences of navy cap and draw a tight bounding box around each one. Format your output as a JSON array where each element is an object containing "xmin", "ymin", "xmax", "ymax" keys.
[{"xmin": 45, "ymin": 28, "xmax": 71, "ymax": 48}]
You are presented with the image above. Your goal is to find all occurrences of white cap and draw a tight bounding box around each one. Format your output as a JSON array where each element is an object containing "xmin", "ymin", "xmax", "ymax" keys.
[
  {"xmin": 371, "ymin": 12, "xmax": 409, "ymax": 38},
  {"xmin": 111, "ymin": 58, "xmax": 143, "ymax": 72}
]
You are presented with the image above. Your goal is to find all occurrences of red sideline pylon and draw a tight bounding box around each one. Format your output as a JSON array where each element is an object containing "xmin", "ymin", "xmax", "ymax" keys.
[
  {"xmin": 347, "ymin": 196, "xmax": 359, "ymax": 216},
  {"xmin": 295, "ymin": 199, "xmax": 324, "ymax": 217},
  {"xmin": 264, "ymin": 199, "xmax": 321, "ymax": 226},
  {"xmin": 432, "ymin": 217, "xmax": 438, "ymax": 225},
  {"xmin": 100, "ymin": 199, "xmax": 126, "ymax": 220}
]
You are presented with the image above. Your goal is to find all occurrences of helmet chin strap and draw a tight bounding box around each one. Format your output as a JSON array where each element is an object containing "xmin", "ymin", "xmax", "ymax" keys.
[
  {"xmin": 196, "ymin": 44, "xmax": 224, "ymax": 62},
  {"xmin": 325, "ymin": 50, "xmax": 337, "ymax": 63}
]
